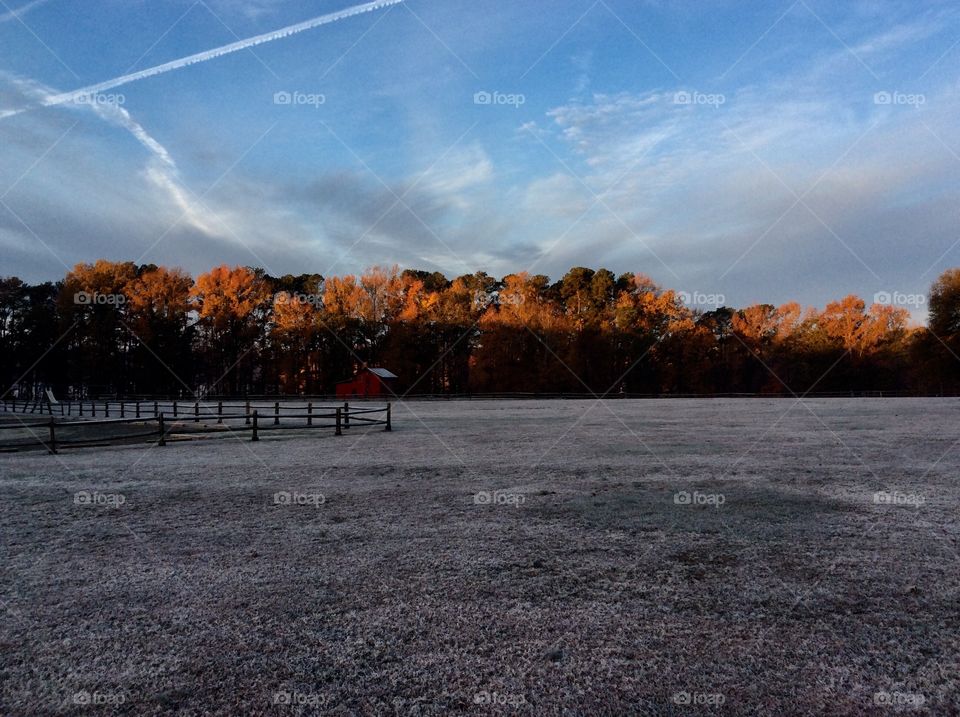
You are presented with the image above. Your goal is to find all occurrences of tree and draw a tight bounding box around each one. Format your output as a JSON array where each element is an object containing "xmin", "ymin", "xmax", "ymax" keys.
[
  {"xmin": 1, "ymin": 260, "xmax": 951, "ymax": 398},
  {"xmin": 60, "ymin": 260, "xmax": 138, "ymax": 395},
  {"xmin": 191, "ymin": 265, "xmax": 271, "ymax": 394},
  {"xmin": 930, "ymin": 269, "xmax": 960, "ymax": 338},
  {"xmin": 125, "ymin": 266, "xmax": 194, "ymax": 394}
]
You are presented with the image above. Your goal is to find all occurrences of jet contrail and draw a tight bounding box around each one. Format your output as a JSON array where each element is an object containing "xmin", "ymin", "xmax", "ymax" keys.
[
  {"xmin": 2, "ymin": 0, "xmax": 402, "ymax": 116},
  {"xmin": 0, "ymin": 0, "xmax": 52, "ymax": 23}
]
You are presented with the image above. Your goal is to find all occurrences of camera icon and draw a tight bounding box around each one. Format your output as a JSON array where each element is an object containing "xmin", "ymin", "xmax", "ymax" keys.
[
  {"xmin": 673, "ymin": 91, "xmax": 691, "ymax": 105},
  {"xmin": 73, "ymin": 691, "xmax": 91, "ymax": 705},
  {"xmin": 673, "ymin": 491, "xmax": 691, "ymax": 505},
  {"xmin": 677, "ymin": 291, "xmax": 691, "ymax": 305},
  {"xmin": 873, "ymin": 91, "xmax": 891, "ymax": 105},
  {"xmin": 474, "ymin": 91, "xmax": 492, "ymax": 105},
  {"xmin": 273, "ymin": 91, "xmax": 292, "ymax": 105},
  {"xmin": 74, "ymin": 291, "xmax": 92, "ymax": 305},
  {"xmin": 873, "ymin": 291, "xmax": 892, "ymax": 305},
  {"xmin": 74, "ymin": 491, "xmax": 92, "ymax": 505},
  {"xmin": 473, "ymin": 491, "xmax": 492, "ymax": 505},
  {"xmin": 273, "ymin": 491, "xmax": 291, "ymax": 505},
  {"xmin": 672, "ymin": 691, "xmax": 691, "ymax": 705},
  {"xmin": 272, "ymin": 691, "xmax": 292, "ymax": 705}
]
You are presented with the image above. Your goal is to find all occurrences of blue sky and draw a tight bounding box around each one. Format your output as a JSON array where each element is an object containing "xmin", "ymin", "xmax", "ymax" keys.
[{"xmin": 1, "ymin": 0, "xmax": 958, "ymax": 316}]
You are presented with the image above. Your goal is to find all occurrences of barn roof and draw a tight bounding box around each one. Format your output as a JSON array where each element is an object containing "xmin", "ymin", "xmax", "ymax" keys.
[{"xmin": 367, "ymin": 367, "xmax": 397, "ymax": 379}]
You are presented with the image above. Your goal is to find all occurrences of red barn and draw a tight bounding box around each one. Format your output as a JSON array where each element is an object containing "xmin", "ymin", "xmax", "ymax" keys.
[{"xmin": 335, "ymin": 367, "xmax": 397, "ymax": 399}]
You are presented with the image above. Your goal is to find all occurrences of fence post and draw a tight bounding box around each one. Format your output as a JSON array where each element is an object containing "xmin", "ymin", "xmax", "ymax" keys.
[
  {"xmin": 173, "ymin": 401, "xmax": 178, "ymax": 418},
  {"xmin": 251, "ymin": 410, "xmax": 259, "ymax": 442},
  {"xmin": 48, "ymin": 418, "xmax": 57, "ymax": 454},
  {"xmin": 307, "ymin": 402, "xmax": 313, "ymax": 427},
  {"xmin": 245, "ymin": 399, "xmax": 251, "ymax": 426},
  {"xmin": 343, "ymin": 401, "xmax": 350, "ymax": 429},
  {"xmin": 158, "ymin": 413, "xmax": 166, "ymax": 446},
  {"xmin": 274, "ymin": 402, "xmax": 280, "ymax": 426},
  {"xmin": 91, "ymin": 402, "xmax": 96, "ymax": 417},
  {"xmin": 385, "ymin": 402, "xmax": 392, "ymax": 432},
  {"xmin": 105, "ymin": 401, "xmax": 109, "ymax": 418},
  {"xmin": 120, "ymin": 402, "xmax": 125, "ymax": 418},
  {"xmin": 153, "ymin": 401, "xmax": 158, "ymax": 418},
  {"xmin": 335, "ymin": 407, "xmax": 342, "ymax": 436},
  {"xmin": 217, "ymin": 401, "xmax": 223, "ymax": 424},
  {"xmin": 194, "ymin": 402, "xmax": 199, "ymax": 423},
  {"xmin": 79, "ymin": 401, "xmax": 84, "ymax": 417},
  {"xmin": 136, "ymin": 402, "xmax": 140, "ymax": 419}
]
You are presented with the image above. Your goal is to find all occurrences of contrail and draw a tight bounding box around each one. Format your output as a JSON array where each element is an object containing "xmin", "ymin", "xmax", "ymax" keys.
[
  {"xmin": 0, "ymin": 0, "xmax": 52, "ymax": 23},
  {"xmin": 2, "ymin": 0, "xmax": 402, "ymax": 117}
]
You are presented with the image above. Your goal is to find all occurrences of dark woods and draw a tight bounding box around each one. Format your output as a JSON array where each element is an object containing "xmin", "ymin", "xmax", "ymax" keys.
[{"xmin": 2, "ymin": 261, "xmax": 959, "ymax": 398}]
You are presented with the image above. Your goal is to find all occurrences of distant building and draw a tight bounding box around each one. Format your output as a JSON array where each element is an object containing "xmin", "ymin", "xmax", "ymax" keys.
[{"xmin": 335, "ymin": 367, "xmax": 397, "ymax": 399}]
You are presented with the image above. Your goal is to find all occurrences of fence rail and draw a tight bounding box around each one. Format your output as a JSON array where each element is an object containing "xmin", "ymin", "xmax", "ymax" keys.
[
  {"xmin": 0, "ymin": 400, "xmax": 392, "ymax": 454},
  {"xmin": 7, "ymin": 389, "xmax": 954, "ymax": 407}
]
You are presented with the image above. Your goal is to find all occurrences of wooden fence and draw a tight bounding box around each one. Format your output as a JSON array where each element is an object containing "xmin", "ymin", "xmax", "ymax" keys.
[{"xmin": 0, "ymin": 400, "xmax": 391, "ymax": 453}]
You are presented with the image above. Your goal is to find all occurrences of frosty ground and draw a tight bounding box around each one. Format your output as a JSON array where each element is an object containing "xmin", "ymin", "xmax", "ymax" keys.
[{"xmin": 1, "ymin": 398, "xmax": 958, "ymax": 715}]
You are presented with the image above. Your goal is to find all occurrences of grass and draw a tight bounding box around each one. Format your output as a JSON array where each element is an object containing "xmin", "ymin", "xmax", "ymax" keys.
[{"xmin": 1, "ymin": 398, "xmax": 957, "ymax": 715}]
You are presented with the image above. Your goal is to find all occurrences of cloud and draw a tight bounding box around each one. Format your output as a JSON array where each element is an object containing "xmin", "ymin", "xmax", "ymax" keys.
[
  {"xmin": 3, "ymin": 73, "xmax": 217, "ymax": 238},
  {"xmin": 520, "ymin": 77, "xmax": 960, "ymax": 306},
  {"xmin": 2, "ymin": 4, "xmax": 960, "ymax": 319}
]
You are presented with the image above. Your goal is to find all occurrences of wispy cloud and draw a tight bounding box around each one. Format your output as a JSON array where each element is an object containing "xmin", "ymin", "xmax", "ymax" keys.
[{"xmin": 2, "ymin": 72, "xmax": 217, "ymax": 238}]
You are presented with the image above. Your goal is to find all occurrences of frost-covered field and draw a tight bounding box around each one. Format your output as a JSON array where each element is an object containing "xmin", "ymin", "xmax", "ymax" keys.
[{"xmin": 1, "ymin": 398, "xmax": 958, "ymax": 716}]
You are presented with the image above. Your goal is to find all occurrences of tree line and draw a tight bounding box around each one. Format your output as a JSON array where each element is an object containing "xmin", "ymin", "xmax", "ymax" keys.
[{"xmin": 2, "ymin": 260, "xmax": 959, "ymax": 398}]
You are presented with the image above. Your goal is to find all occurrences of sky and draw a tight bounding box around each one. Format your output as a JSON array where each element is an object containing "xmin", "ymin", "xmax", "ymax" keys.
[{"xmin": 0, "ymin": 0, "xmax": 958, "ymax": 318}]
